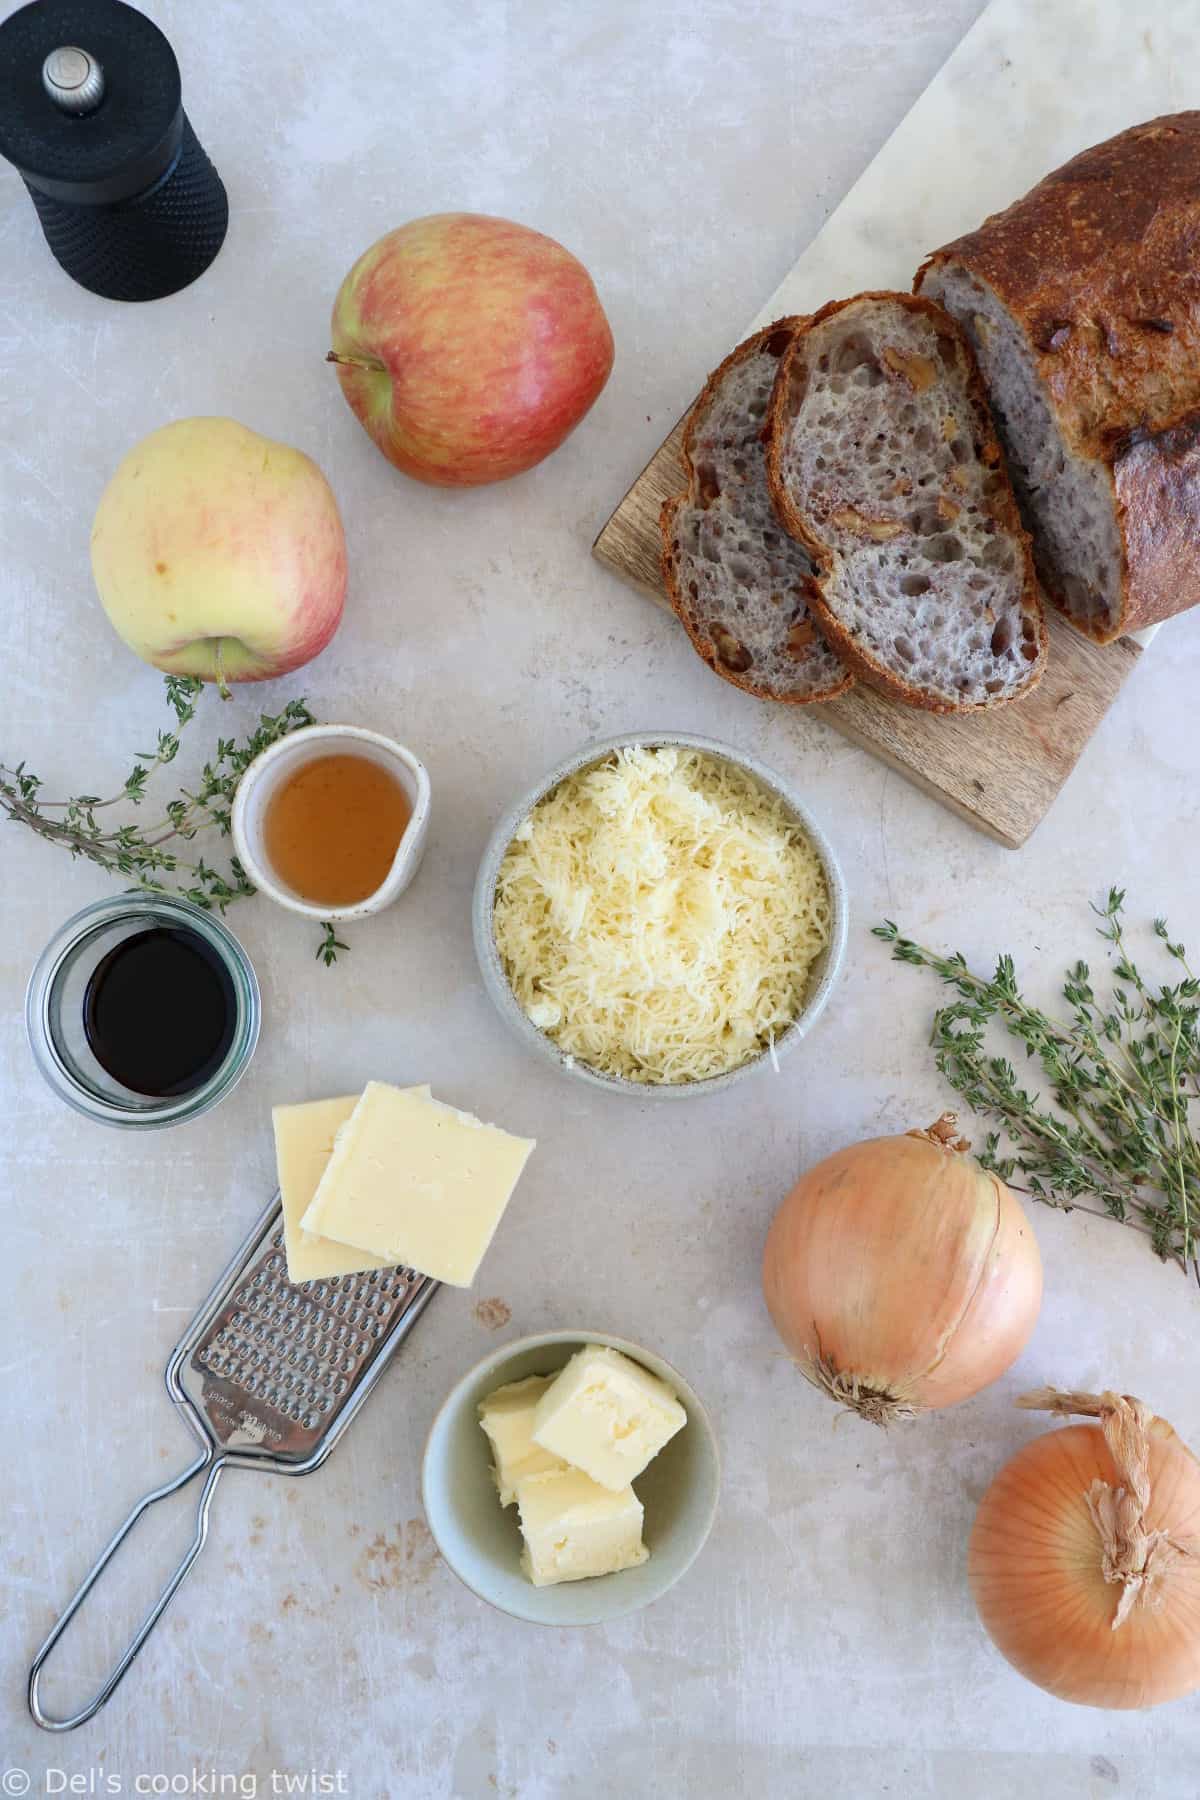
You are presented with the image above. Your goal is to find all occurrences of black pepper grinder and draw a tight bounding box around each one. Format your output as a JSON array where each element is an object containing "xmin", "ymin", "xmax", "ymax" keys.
[{"xmin": 0, "ymin": 0, "xmax": 228, "ymax": 301}]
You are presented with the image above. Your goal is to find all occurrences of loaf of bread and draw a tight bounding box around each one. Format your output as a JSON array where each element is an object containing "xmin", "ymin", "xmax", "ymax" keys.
[
  {"xmin": 660, "ymin": 321, "xmax": 853, "ymax": 704},
  {"xmin": 765, "ymin": 292, "xmax": 1046, "ymax": 713},
  {"xmin": 917, "ymin": 113, "xmax": 1200, "ymax": 644}
]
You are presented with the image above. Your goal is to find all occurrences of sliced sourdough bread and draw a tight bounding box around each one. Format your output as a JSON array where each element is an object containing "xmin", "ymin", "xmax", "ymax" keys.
[
  {"xmin": 917, "ymin": 112, "xmax": 1200, "ymax": 644},
  {"xmin": 661, "ymin": 320, "xmax": 853, "ymax": 703},
  {"xmin": 765, "ymin": 292, "xmax": 1046, "ymax": 714}
]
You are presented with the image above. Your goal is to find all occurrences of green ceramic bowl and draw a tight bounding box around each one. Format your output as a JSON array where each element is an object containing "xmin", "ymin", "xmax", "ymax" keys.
[{"xmin": 422, "ymin": 1330, "xmax": 720, "ymax": 1625}]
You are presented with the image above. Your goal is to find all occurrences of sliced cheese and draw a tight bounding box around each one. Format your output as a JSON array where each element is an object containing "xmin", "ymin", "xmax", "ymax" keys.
[
  {"xmin": 272, "ymin": 1088, "xmax": 430, "ymax": 1285},
  {"xmin": 299, "ymin": 1081, "xmax": 535, "ymax": 1287}
]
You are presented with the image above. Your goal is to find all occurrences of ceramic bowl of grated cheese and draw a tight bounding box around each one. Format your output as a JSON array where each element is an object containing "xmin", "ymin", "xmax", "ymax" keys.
[{"xmin": 473, "ymin": 733, "xmax": 847, "ymax": 1096}]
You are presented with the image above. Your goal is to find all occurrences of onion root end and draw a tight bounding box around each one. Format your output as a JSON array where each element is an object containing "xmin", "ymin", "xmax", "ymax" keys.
[{"xmin": 800, "ymin": 1351, "xmax": 920, "ymax": 1426}]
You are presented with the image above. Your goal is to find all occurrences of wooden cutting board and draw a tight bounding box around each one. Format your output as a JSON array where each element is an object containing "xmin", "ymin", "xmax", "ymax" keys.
[{"xmin": 591, "ymin": 0, "xmax": 1195, "ymax": 848}]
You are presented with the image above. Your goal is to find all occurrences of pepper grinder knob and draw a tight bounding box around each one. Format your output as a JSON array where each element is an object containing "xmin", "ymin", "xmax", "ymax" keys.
[{"xmin": 41, "ymin": 45, "xmax": 105, "ymax": 114}]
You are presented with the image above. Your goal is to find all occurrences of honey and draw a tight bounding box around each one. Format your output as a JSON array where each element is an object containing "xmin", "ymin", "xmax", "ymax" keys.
[{"xmin": 263, "ymin": 754, "xmax": 412, "ymax": 907}]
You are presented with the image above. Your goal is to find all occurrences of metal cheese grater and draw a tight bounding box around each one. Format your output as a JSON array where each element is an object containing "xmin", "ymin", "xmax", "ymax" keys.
[{"xmin": 28, "ymin": 1196, "xmax": 438, "ymax": 1732}]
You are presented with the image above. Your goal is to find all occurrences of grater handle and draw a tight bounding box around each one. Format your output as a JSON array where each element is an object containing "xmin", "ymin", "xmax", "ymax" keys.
[{"xmin": 28, "ymin": 1449, "xmax": 226, "ymax": 1732}]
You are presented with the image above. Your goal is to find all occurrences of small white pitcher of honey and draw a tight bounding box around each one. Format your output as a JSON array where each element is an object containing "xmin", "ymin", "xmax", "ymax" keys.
[{"xmin": 232, "ymin": 725, "xmax": 430, "ymax": 920}]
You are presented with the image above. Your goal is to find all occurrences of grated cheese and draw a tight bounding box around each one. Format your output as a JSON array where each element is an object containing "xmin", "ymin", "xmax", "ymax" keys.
[{"xmin": 493, "ymin": 746, "xmax": 831, "ymax": 1084}]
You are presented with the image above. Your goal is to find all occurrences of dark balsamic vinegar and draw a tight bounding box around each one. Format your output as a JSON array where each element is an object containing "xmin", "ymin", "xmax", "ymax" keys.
[{"xmin": 82, "ymin": 927, "xmax": 237, "ymax": 1098}]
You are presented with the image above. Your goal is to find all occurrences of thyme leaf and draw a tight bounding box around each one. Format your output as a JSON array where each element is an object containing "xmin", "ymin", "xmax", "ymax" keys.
[{"xmin": 316, "ymin": 922, "xmax": 349, "ymax": 967}]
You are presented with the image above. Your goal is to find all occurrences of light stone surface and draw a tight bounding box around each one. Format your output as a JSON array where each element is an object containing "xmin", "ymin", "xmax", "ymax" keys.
[{"xmin": 3, "ymin": 0, "xmax": 1200, "ymax": 1795}]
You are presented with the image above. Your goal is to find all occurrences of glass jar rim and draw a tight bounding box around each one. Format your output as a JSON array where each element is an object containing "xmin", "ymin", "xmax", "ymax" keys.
[{"xmin": 25, "ymin": 892, "xmax": 261, "ymax": 1129}]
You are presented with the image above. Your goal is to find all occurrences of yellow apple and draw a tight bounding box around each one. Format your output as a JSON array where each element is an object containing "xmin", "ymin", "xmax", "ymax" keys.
[{"xmin": 90, "ymin": 418, "xmax": 348, "ymax": 685}]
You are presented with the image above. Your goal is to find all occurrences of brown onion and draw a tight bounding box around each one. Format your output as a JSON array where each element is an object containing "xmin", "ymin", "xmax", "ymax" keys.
[
  {"xmin": 761, "ymin": 1115, "xmax": 1042, "ymax": 1423},
  {"xmin": 970, "ymin": 1389, "xmax": 1200, "ymax": 1708}
]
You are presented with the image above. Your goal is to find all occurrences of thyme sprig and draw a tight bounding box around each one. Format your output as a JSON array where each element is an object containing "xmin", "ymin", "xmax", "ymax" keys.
[
  {"xmin": 875, "ymin": 890, "xmax": 1200, "ymax": 1284},
  {"xmin": 316, "ymin": 922, "xmax": 349, "ymax": 967},
  {"xmin": 1, "ymin": 675, "xmax": 316, "ymax": 914}
]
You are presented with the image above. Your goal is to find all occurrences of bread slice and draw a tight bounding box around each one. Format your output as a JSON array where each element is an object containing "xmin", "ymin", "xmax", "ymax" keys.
[
  {"xmin": 765, "ymin": 292, "xmax": 1046, "ymax": 714},
  {"xmin": 917, "ymin": 112, "xmax": 1200, "ymax": 643},
  {"xmin": 661, "ymin": 321, "xmax": 853, "ymax": 703}
]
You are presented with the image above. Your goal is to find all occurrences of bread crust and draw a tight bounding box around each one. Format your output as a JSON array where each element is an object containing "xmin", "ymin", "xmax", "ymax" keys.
[
  {"xmin": 915, "ymin": 112, "xmax": 1200, "ymax": 641},
  {"xmin": 1115, "ymin": 415, "xmax": 1200, "ymax": 634},
  {"xmin": 660, "ymin": 319, "xmax": 855, "ymax": 705},
  {"xmin": 764, "ymin": 291, "xmax": 1046, "ymax": 715}
]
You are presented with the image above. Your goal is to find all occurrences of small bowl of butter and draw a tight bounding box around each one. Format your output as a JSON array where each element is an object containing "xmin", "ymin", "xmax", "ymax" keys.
[{"xmin": 422, "ymin": 1330, "xmax": 720, "ymax": 1625}]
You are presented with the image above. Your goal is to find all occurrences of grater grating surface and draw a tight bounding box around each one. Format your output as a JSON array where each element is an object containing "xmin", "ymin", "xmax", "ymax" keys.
[
  {"xmin": 190, "ymin": 1224, "xmax": 426, "ymax": 1458},
  {"xmin": 28, "ymin": 1194, "xmax": 437, "ymax": 1731}
]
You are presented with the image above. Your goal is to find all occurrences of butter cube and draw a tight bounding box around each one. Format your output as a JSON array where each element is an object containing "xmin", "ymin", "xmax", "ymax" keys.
[
  {"xmin": 299, "ymin": 1082, "xmax": 535, "ymax": 1287},
  {"xmin": 273, "ymin": 1088, "xmax": 429, "ymax": 1285},
  {"xmin": 477, "ymin": 1376, "xmax": 567, "ymax": 1505},
  {"xmin": 532, "ymin": 1345, "xmax": 686, "ymax": 1491},
  {"xmin": 515, "ymin": 1466, "xmax": 649, "ymax": 1587}
]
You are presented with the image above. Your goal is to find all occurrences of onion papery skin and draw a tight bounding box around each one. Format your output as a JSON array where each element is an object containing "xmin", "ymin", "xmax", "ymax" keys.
[
  {"xmin": 761, "ymin": 1125, "xmax": 1043, "ymax": 1422},
  {"xmin": 970, "ymin": 1419, "xmax": 1200, "ymax": 1708}
]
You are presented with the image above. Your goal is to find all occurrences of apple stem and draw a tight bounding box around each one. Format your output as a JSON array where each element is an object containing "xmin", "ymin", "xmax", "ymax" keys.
[
  {"xmin": 213, "ymin": 639, "xmax": 232, "ymax": 701},
  {"xmin": 325, "ymin": 350, "xmax": 387, "ymax": 375}
]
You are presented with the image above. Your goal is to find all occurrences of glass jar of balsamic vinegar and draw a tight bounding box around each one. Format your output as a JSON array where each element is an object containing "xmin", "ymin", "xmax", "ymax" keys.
[{"xmin": 26, "ymin": 894, "xmax": 260, "ymax": 1128}]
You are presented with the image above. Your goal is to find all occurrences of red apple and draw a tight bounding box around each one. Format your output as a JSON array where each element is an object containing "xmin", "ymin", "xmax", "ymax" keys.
[{"xmin": 328, "ymin": 213, "xmax": 614, "ymax": 486}]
